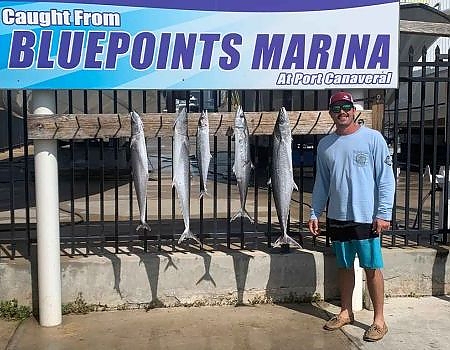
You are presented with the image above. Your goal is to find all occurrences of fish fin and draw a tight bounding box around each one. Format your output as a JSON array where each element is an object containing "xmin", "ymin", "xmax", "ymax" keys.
[
  {"xmin": 293, "ymin": 181, "xmax": 299, "ymax": 192},
  {"xmin": 243, "ymin": 160, "xmax": 253, "ymax": 168},
  {"xmin": 178, "ymin": 228, "xmax": 200, "ymax": 245},
  {"xmin": 230, "ymin": 208, "xmax": 254, "ymax": 223},
  {"xmin": 273, "ymin": 234, "xmax": 302, "ymax": 249},
  {"xmin": 182, "ymin": 141, "xmax": 190, "ymax": 154},
  {"xmin": 136, "ymin": 222, "xmax": 151, "ymax": 232},
  {"xmin": 199, "ymin": 189, "xmax": 208, "ymax": 199},
  {"xmin": 242, "ymin": 208, "xmax": 254, "ymax": 223},
  {"xmin": 148, "ymin": 158, "xmax": 154, "ymax": 171}
]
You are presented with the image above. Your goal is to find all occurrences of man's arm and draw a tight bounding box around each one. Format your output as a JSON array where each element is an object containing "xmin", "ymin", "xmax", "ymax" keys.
[
  {"xmin": 373, "ymin": 133, "xmax": 396, "ymax": 222},
  {"xmin": 309, "ymin": 145, "xmax": 330, "ymax": 235}
]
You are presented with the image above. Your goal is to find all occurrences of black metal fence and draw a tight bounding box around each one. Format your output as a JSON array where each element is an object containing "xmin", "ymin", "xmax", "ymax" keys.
[
  {"xmin": 0, "ymin": 47, "xmax": 449, "ymax": 260},
  {"xmin": 385, "ymin": 46, "xmax": 449, "ymax": 246}
]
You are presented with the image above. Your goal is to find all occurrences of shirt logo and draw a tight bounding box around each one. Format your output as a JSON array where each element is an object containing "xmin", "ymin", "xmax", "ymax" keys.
[
  {"xmin": 354, "ymin": 151, "xmax": 369, "ymax": 166},
  {"xmin": 353, "ymin": 150, "xmax": 369, "ymax": 167},
  {"xmin": 384, "ymin": 155, "xmax": 392, "ymax": 166}
]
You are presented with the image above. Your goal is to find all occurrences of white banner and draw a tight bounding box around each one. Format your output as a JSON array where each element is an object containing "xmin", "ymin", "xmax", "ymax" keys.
[{"xmin": 0, "ymin": 0, "xmax": 400, "ymax": 89}]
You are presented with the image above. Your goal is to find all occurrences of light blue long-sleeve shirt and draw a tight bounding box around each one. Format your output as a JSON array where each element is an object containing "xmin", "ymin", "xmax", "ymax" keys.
[{"xmin": 310, "ymin": 126, "xmax": 395, "ymax": 223}]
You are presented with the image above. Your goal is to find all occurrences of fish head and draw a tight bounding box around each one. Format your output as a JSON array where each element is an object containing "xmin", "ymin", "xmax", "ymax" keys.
[
  {"xmin": 130, "ymin": 111, "xmax": 144, "ymax": 135},
  {"xmin": 234, "ymin": 105, "xmax": 246, "ymax": 129},
  {"xmin": 174, "ymin": 107, "xmax": 188, "ymax": 135},
  {"xmin": 198, "ymin": 110, "xmax": 209, "ymax": 129},
  {"xmin": 274, "ymin": 107, "xmax": 291, "ymax": 139}
]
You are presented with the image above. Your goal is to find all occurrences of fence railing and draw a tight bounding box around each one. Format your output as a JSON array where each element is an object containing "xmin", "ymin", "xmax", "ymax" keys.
[
  {"xmin": 0, "ymin": 82, "xmax": 448, "ymax": 260},
  {"xmin": 14, "ymin": 108, "xmax": 374, "ymax": 256}
]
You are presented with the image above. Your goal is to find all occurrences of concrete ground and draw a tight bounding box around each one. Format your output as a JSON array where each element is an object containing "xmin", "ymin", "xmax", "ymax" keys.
[
  {"xmin": 319, "ymin": 296, "xmax": 450, "ymax": 350},
  {"xmin": 1, "ymin": 296, "xmax": 449, "ymax": 350}
]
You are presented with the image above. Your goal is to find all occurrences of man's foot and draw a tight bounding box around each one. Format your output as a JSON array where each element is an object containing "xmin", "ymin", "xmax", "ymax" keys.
[
  {"xmin": 323, "ymin": 314, "xmax": 355, "ymax": 331},
  {"xmin": 363, "ymin": 323, "xmax": 388, "ymax": 342}
]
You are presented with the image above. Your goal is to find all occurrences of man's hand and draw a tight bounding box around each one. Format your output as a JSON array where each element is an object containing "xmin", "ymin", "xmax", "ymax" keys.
[
  {"xmin": 372, "ymin": 218, "xmax": 391, "ymax": 235},
  {"xmin": 308, "ymin": 219, "xmax": 320, "ymax": 236}
]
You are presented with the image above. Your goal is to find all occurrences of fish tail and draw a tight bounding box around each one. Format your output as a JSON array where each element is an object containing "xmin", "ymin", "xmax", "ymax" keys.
[
  {"xmin": 230, "ymin": 208, "xmax": 254, "ymax": 223},
  {"xmin": 199, "ymin": 189, "xmax": 208, "ymax": 199},
  {"xmin": 273, "ymin": 234, "xmax": 302, "ymax": 249},
  {"xmin": 136, "ymin": 222, "xmax": 151, "ymax": 232},
  {"xmin": 242, "ymin": 208, "xmax": 254, "ymax": 223},
  {"xmin": 178, "ymin": 228, "xmax": 200, "ymax": 245}
]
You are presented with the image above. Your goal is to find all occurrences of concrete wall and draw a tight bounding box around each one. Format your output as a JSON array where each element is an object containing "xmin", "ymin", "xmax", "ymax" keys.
[
  {"xmin": 0, "ymin": 247, "xmax": 448, "ymax": 308},
  {"xmin": 382, "ymin": 247, "xmax": 449, "ymax": 297}
]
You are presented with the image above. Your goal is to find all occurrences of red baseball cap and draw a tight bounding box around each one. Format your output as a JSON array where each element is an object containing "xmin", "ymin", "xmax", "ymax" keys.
[{"xmin": 329, "ymin": 91, "xmax": 354, "ymax": 106}]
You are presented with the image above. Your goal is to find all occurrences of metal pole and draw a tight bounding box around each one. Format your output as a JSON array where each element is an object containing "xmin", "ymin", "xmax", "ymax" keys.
[{"xmin": 31, "ymin": 90, "xmax": 62, "ymax": 327}]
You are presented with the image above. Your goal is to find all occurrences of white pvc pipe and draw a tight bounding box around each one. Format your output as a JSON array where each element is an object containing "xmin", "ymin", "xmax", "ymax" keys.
[
  {"xmin": 437, "ymin": 174, "xmax": 450, "ymax": 230},
  {"xmin": 352, "ymin": 257, "xmax": 363, "ymax": 311},
  {"xmin": 347, "ymin": 89, "xmax": 365, "ymax": 111},
  {"xmin": 32, "ymin": 91, "xmax": 62, "ymax": 327}
]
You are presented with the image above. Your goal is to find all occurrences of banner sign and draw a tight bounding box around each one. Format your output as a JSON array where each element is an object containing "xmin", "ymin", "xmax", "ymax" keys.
[{"xmin": 0, "ymin": 0, "xmax": 400, "ymax": 89}]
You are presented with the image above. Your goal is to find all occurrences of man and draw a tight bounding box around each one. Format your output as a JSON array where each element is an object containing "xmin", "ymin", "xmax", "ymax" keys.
[{"xmin": 308, "ymin": 91, "xmax": 395, "ymax": 342}]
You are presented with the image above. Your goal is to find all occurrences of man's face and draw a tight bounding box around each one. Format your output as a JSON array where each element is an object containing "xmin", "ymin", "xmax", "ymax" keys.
[{"xmin": 329, "ymin": 102, "xmax": 355, "ymax": 128}]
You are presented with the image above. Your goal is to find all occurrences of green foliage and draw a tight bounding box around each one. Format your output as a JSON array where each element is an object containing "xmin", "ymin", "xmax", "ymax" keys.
[
  {"xmin": 0, "ymin": 299, "xmax": 32, "ymax": 321},
  {"xmin": 62, "ymin": 293, "xmax": 95, "ymax": 315},
  {"xmin": 279, "ymin": 292, "xmax": 323, "ymax": 304},
  {"xmin": 311, "ymin": 292, "xmax": 322, "ymax": 302}
]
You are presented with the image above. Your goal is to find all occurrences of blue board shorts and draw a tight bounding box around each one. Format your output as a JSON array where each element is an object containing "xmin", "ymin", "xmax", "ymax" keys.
[{"xmin": 327, "ymin": 219, "xmax": 383, "ymax": 269}]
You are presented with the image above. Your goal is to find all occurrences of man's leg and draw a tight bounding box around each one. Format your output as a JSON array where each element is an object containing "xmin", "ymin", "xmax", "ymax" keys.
[
  {"xmin": 323, "ymin": 266, "xmax": 355, "ymax": 330},
  {"xmin": 365, "ymin": 268, "xmax": 385, "ymax": 327},
  {"xmin": 331, "ymin": 238, "xmax": 357, "ymax": 319},
  {"xmin": 325, "ymin": 222, "xmax": 360, "ymax": 330},
  {"xmin": 338, "ymin": 267, "xmax": 355, "ymax": 318}
]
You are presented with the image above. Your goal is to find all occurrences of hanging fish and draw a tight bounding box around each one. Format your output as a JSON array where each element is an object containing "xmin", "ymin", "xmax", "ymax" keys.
[
  {"xmin": 270, "ymin": 107, "xmax": 301, "ymax": 248},
  {"xmin": 130, "ymin": 110, "xmax": 151, "ymax": 232},
  {"xmin": 231, "ymin": 106, "xmax": 254, "ymax": 223},
  {"xmin": 173, "ymin": 108, "xmax": 200, "ymax": 244},
  {"xmin": 196, "ymin": 110, "xmax": 212, "ymax": 199}
]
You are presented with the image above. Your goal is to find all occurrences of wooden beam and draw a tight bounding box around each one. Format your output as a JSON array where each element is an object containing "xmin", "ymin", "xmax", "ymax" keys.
[
  {"xmin": 368, "ymin": 91, "xmax": 385, "ymax": 132},
  {"xmin": 400, "ymin": 19, "xmax": 450, "ymax": 37},
  {"xmin": 27, "ymin": 110, "xmax": 373, "ymax": 140}
]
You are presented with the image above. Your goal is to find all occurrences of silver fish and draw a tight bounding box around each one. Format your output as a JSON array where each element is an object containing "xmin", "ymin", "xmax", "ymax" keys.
[
  {"xmin": 231, "ymin": 106, "xmax": 254, "ymax": 223},
  {"xmin": 173, "ymin": 108, "xmax": 199, "ymax": 244},
  {"xmin": 130, "ymin": 110, "xmax": 151, "ymax": 232},
  {"xmin": 196, "ymin": 110, "xmax": 211, "ymax": 199},
  {"xmin": 270, "ymin": 107, "xmax": 301, "ymax": 248}
]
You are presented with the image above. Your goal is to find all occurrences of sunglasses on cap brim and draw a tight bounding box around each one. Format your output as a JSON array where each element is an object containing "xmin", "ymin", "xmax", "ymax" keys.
[{"xmin": 330, "ymin": 103, "xmax": 354, "ymax": 113}]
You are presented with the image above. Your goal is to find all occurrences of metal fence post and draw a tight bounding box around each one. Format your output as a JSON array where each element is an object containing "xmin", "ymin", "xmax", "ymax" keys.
[{"xmin": 31, "ymin": 90, "xmax": 62, "ymax": 327}]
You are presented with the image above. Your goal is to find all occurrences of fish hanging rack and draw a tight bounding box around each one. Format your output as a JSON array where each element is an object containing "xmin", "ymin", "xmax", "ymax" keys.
[{"xmin": 27, "ymin": 110, "xmax": 374, "ymax": 140}]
